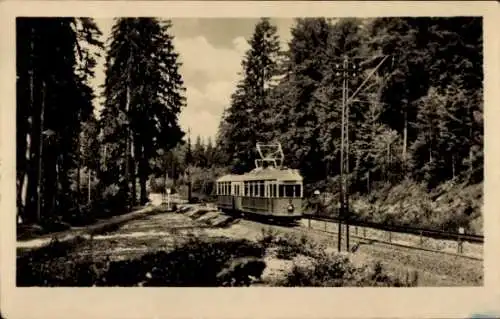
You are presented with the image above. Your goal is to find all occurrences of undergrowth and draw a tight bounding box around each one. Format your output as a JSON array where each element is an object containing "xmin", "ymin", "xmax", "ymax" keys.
[
  {"xmin": 259, "ymin": 227, "xmax": 419, "ymax": 287},
  {"xmin": 17, "ymin": 236, "xmax": 266, "ymax": 287}
]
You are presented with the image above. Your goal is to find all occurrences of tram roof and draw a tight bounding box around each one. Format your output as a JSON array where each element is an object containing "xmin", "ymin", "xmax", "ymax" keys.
[{"xmin": 216, "ymin": 167, "xmax": 303, "ymax": 182}]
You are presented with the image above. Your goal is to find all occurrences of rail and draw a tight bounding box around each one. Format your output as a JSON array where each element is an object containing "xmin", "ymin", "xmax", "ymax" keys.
[{"xmin": 302, "ymin": 213, "xmax": 484, "ymax": 244}]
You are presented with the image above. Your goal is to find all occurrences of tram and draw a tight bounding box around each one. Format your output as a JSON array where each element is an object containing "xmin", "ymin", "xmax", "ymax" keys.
[{"xmin": 215, "ymin": 143, "xmax": 303, "ymax": 223}]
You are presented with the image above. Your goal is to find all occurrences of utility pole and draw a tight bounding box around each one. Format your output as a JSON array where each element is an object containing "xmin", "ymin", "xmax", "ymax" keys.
[
  {"xmin": 335, "ymin": 56, "xmax": 362, "ymax": 252},
  {"xmin": 337, "ymin": 56, "xmax": 347, "ymax": 252},
  {"xmin": 335, "ymin": 54, "xmax": 392, "ymax": 252}
]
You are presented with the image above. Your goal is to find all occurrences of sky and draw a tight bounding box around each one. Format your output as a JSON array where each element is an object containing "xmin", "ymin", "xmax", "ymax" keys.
[{"xmin": 91, "ymin": 18, "xmax": 295, "ymax": 144}]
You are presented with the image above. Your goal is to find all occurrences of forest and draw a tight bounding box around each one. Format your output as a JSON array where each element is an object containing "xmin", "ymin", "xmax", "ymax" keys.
[
  {"xmin": 16, "ymin": 17, "xmax": 483, "ymax": 237},
  {"xmin": 195, "ymin": 17, "xmax": 483, "ymax": 234},
  {"xmin": 16, "ymin": 18, "xmax": 186, "ymax": 232}
]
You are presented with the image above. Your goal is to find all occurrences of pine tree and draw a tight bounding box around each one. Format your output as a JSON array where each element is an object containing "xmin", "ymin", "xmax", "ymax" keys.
[
  {"xmin": 101, "ymin": 18, "xmax": 186, "ymax": 206},
  {"xmin": 272, "ymin": 18, "xmax": 332, "ymax": 182},
  {"xmin": 219, "ymin": 18, "xmax": 283, "ymax": 174}
]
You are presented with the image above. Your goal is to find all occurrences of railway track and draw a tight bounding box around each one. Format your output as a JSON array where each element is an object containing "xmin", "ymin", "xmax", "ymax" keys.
[
  {"xmin": 183, "ymin": 201, "xmax": 483, "ymax": 261},
  {"xmin": 199, "ymin": 206, "xmax": 481, "ymax": 261}
]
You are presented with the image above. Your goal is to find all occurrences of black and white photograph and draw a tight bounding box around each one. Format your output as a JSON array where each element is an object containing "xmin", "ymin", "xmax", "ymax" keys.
[{"xmin": 1, "ymin": 1, "xmax": 500, "ymax": 318}]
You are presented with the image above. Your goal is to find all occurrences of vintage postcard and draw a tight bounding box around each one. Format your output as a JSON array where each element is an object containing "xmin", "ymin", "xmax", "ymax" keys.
[{"xmin": 1, "ymin": 1, "xmax": 499, "ymax": 318}]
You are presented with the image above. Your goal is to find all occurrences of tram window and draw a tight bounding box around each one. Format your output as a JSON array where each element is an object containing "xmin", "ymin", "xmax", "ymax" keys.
[
  {"xmin": 273, "ymin": 184, "xmax": 277, "ymax": 197},
  {"xmin": 294, "ymin": 185, "xmax": 301, "ymax": 197},
  {"xmin": 284, "ymin": 185, "xmax": 294, "ymax": 197},
  {"xmin": 279, "ymin": 185, "xmax": 284, "ymax": 197},
  {"xmin": 260, "ymin": 183, "xmax": 264, "ymax": 197}
]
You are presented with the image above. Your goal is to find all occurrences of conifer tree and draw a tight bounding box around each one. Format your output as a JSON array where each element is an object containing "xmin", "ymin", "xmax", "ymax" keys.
[
  {"xmin": 219, "ymin": 18, "xmax": 283, "ymax": 174},
  {"xmin": 101, "ymin": 18, "xmax": 186, "ymax": 206}
]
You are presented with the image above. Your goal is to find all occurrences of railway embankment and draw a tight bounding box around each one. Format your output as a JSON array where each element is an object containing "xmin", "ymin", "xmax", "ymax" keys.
[{"xmin": 348, "ymin": 180, "xmax": 483, "ymax": 236}]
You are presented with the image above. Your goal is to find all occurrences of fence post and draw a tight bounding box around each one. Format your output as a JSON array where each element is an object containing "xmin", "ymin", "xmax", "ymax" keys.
[
  {"xmin": 419, "ymin": 231, "xmax": 423, "ymax": 246},
  {"xmin": 457, "ymin": 236, "xmax": 463, "ymax": 254},
  {"xmin": 457, "ymin": 227, "xmax": 465, "ymax": 254}
]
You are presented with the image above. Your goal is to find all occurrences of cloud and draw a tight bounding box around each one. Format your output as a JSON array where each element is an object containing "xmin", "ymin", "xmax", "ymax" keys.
[
  {"xmin": 179, "ymin": 108, "xmax": 221, "ymax": 143},
  {"xmin": 173, "ymin": 35, "xmax": 248, "ymax": 141},
  {"xmin": 174, "ymin": 35, "xmax": 244, "ymax": 90},
  {"xmin": 180, "ymin": 81, "xmax": 234, "ymax": 141},
  {"xmin": 232, "ymin": 36, "xmax": 250, "ymax": 55}
]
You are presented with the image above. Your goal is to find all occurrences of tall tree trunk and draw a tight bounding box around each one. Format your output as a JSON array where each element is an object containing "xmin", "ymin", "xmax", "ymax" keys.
[
  {"xmin": 43, "ymin": 137, "xmax": 57, "ymax": 220},
  {"xmin": 452, "ymin": 153, "xmax": 456, "ymax": 179},
  {"xmin": 36, "ymin": 80, "xmax": 46, "ymax": 222},
  {"xmin": 402, "ymin": 109, "xmax": 407, "ymax": 172},
  {"xmin": 76, "ymin": 130, "xmax": 81, "ymax": 205},
  {"xmin": 17, "ymin": 92, "xmax": 31, "ymax": 222},
  {"xmin": 469, "ymin": 125, "xmax": 473, "ymax": 176},
  {"xmin": 25, "ymin": 35, "xmax": 40, "ymax": 224},
  {"xmin": 131, "ymin": 133, "xmax": 137, "ymax": 206},
  {"xmin": 139, "ymin": 144, "xmax": 148, "ymax": 205},
  {"xmin": 88, "ymin": 168, "xmax": 91, "ymax": 204},
  {"xmin": 125, "ymin": 83, "xmax": 131, "ymax": 209},
  {"xmin": 366, "ymin": 171, "xmax": 370, "ymax": 193},
  {"xmin": 59, "ymin": 155, "xmax": 71, "ymax": 217}
]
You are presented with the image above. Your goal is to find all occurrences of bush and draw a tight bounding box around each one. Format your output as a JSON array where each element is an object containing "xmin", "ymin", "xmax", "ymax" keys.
[
  {"xmin": 259, "ymin": 228, "xmax": 324, "ymax": 260},
  {"xmin": 279, "ymin": 252, "xmax": 418, "ymax": 287}
]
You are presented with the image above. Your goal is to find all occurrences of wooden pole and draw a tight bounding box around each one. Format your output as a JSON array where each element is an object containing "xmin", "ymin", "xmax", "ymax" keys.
[{"xmin": 338, "ymin": 56, "xmax": 348, "ymax": 252}]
